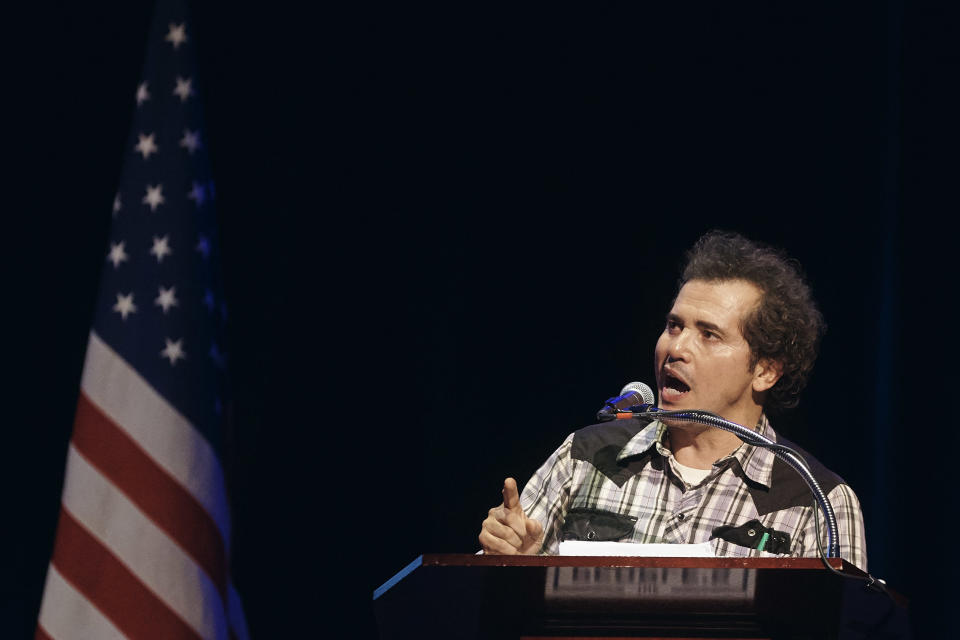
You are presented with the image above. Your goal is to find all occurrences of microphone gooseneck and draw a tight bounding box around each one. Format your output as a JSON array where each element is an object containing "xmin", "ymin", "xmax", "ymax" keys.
[
  {"xmin": 635, "ymin": 406, "xmax": 840, "ymax": 559},
  {"xmin": 598, "ymin": 383, "xmax": 840, "ymax": 559}
]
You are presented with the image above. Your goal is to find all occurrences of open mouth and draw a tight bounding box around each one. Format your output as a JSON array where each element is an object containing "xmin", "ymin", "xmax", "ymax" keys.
[{"xmin": 661, "ymin": 372, "xmax": 691, "ymax": 397}]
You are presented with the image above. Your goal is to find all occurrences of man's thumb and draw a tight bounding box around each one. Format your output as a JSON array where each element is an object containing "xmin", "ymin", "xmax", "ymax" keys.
[{"xmin": 502, "ymin": 477, "xmax": 521, "ymax": 510}]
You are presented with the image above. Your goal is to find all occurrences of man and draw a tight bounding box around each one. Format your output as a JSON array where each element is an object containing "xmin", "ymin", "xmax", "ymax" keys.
[{"xmin": 478, "ymin": 230, "xmax": 867, "ymax": 570}]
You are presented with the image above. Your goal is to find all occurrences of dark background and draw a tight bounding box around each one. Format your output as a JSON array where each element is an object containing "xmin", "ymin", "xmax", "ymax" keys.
[{"xmin": 6, "ymin": 1, "xmax": 958, "ymax": 637}]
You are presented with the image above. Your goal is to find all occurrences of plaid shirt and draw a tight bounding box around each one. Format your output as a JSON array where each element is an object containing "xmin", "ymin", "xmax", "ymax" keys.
[{"xmin": 519, "ymin": 416, "xmax": 867, "ymax": 571}]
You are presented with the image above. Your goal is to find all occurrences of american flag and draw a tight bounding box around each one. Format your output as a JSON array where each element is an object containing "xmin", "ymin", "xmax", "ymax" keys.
[{"xmin": 36, "ymin": 1, "xmax": 249, "ymax": 638}]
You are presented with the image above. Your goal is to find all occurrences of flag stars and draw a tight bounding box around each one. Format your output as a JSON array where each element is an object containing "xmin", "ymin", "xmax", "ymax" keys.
[
  {"xmin": 180, "ymin": 129, "xmax": 201, "ymax": 154},
  {"xmin": 150, "ymin": 235, "xmax": 172, "ymax": 263},
  {"xmin": 134, "ymin": 133, "xmax": 159, "ymax": 160},
  {"xmin": 187, "ymin": 181, "xmax": 206, "ymax": 207},
  {"xmin": 154, "ymin": 286, "xmax": 179, "ymax": 313},
  {"xmin": 143, "ymin": 184, "xmax": 165, "ymax": 211},
  {"xmin": 113, "ymin": 193, "xmax": 122, "ymax": 216},
  {"xmin": 107, "ymin": 241, "xmax": 129, "ymax": 269},
  {"xmin": 165, "ymin": 23, "xmax": 188, "ymax": 50},
  {"xmin": 160, "ymin": 338, "xmax": 186, "ymax": 366},
  {"xmin": 173, "ymin": 76, "xmax": 194, "ymax": 102},
  {"xmin": 112, "ymin": 293, "xmax": 137, "ymax": 320},
  {"xmin": 136, "ymin": 82, "xmax": 150, "ymax": 106}
]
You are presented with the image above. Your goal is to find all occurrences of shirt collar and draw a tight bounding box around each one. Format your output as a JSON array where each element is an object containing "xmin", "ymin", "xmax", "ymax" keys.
[
  {"xmin": 615, "ymin": 414, "xmax": 779, "ymax": 489},
  {"xmin": 728, "ymin": 414, "xmax": 777, "ymax": 488},
  {"xmin": 615, "ymin": 419, "xmax": 665, "ymax": 462}
]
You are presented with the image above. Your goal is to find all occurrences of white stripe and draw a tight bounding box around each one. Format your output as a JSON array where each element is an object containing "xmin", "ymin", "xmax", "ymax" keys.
[
  {"xmin": 227, "ymin": 583, "xmax": 251, "ymax": 640},
  {"xmin": 37, "ymin": 565, "xmax": 128, "ymax": 640},
  {"xmin": 62, "ymin": 444, "xmax": 228, "ymax": 640},
  {"xmin": 80, "ymin": 331, "xmax": 231, "ymax": 548}
]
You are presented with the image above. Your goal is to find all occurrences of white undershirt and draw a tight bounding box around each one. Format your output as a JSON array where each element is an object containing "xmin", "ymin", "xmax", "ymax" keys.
[{"xmin": 672, "ymin": 458, "xmax": 712, "ymax": 486}]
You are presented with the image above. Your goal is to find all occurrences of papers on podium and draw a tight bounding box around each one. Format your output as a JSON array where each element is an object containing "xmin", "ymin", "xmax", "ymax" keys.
[{"xmin": 558, "ymin": 540, "xmax": 716, "ymax": 557}]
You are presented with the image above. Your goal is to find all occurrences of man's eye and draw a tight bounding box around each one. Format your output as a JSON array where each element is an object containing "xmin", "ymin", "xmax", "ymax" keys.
[
  {"xmin": 702, "ymin": 330, "xmax": 718, "ymax": 340},
  {"xmin": 666, "ymin": 320, "xmax": 681, "ymax": 332}
]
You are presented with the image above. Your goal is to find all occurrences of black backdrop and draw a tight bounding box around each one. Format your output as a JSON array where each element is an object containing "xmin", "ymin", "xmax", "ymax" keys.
[{"xmin": 7, "ymin": 1, "xmax": 959, "ymax": 638}]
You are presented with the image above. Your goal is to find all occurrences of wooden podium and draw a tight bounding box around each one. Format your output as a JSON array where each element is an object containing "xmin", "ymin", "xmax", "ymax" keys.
[{"xmin": 373, "ymin": 554, "xmax": 910, "ymax": 639}]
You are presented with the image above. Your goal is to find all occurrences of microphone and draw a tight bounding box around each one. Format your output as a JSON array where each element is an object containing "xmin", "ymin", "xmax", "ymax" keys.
[{"xmin": 597, "ymin": 382, "xmax": 655, "ymax": 421}]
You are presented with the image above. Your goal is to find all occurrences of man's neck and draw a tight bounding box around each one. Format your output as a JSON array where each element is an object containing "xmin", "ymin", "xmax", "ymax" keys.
[{"xmin": 666, "ymin": 411, "xmax": 763, "ymax": 469}]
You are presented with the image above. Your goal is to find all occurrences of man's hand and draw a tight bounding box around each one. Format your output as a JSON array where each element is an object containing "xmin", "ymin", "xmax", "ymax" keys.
[{"xmin": 478, "ymin": 477, "xmax": 544, "ymax": 555}]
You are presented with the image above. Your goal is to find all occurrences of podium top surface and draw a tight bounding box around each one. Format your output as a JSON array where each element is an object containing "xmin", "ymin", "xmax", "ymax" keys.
[{"xmin": 419, "ymin": 553, "xmax": 851, "ymax": 571}]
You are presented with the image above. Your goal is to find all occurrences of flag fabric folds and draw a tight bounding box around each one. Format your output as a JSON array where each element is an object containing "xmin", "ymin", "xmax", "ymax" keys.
[{"xmin": 36, "ymin": 1, "xmax": 248, "ymax": 638}]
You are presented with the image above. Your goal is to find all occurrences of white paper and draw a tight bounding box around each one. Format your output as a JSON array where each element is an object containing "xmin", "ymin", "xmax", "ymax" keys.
[{"xmin": 558, "ymin": 540, "xmax": 715, "ymax": 557}]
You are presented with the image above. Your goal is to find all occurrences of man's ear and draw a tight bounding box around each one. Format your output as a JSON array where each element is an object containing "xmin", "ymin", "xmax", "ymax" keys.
[{"xmin": 752, "ymin": 359, "xmax": 783, "ymax": 393}]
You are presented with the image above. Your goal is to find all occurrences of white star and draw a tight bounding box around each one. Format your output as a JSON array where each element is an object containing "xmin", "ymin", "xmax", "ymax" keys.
[
  {"xmin": 142, "ymin": 184, "xmax": 165, "ymax": 211},
  {"xmin": 160, "ymin": 338, "xmax": 186, "ymax": 366},
  {"xmin": 209, "ymin": 342, "xmax": 226, "ymax": 368},
  {"xmin": 154, "ymin": 286, "xmax": 179, "ymax": 313},
  {"xmin": 165, "ymin": 23, "xmax": 188, "ymax": 50},
  {"xmin": 134, "ymin": 133, "xmax": 158, "ymax": 160},
  {"xmin": 112, "ymin": 193, "xmax": 122, "ymax": 217},
  {"xmin": 187, "ymin": 181, "xmax": 206, "ymax": 207},
  {"xmin": 196, "ymin": 235, "xmax": 211, "ymax": 258},
  {"xmin": 112, "ymin": 293, "xmax": 137, "ymax": 320},
  {"xmin": 136, "ymin": 82, "xmax": 150, "ymax": 106},
  {"xmin": 173, "ymin": 76, "xmax": 194, "ymax": 102},
  {"xmin": 150, "ymin": 235, "xmax": 172, "ymax": 263},
  {"xmin": 179, "ymin": 129, "xmax": 201, "ymax": 154},
  {"xmin": 202, "ymin": 289, "xmax": 215, "ymax": 311},
  {"xmin": 107, "ymin": 241, "xmax": 128, "ymax": 269}
]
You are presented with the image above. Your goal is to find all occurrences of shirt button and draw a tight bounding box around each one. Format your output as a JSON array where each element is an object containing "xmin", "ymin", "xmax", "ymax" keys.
[{"xmin": 677, "ymin": 513, "xmax": 685, "ymax": 521}]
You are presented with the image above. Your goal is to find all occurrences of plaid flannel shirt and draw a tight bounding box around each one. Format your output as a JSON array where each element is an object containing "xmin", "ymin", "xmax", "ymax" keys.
[{"xmin": 519, "ymin": 416, "xmax": 867, "ymax": 571}]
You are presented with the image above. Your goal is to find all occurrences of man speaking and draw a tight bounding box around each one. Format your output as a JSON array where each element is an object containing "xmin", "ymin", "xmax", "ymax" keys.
[{"xmin": 478, "ymin": 230, "xmax": 867, "ymax": 570}]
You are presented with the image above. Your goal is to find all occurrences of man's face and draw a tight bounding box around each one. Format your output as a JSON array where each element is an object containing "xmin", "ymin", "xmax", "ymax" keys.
[{"xmin": 653, "ymin": 279, "xmax": 776, "ymax": 426}]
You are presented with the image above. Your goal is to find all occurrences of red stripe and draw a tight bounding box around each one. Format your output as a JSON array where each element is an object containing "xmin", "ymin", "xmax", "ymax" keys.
[
  {"xmin": 34, "ymin": 625, "xmax": 53, "ymax": 640},
  {"xmin": 71, "ymin": 392, "xmax": 228, "ymax": 600},
  {"xmin": 51, "ymin": 507, "xmax": 202, "ymax": 640}
]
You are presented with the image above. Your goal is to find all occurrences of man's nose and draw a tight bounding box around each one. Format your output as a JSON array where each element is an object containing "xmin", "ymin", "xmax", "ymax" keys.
[{"xmin": 667, "ymin": 329, "xmax": 691, "ymax": 361}]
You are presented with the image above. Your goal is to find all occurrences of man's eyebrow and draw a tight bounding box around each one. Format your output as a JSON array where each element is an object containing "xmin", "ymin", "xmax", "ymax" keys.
[
  {"xmin": 665, "ymin": 313, "xmax": 723, "ymax": 333},
  {"xmin": 695, "ymin": 320, "xmax": 723, "ymax": 334}
]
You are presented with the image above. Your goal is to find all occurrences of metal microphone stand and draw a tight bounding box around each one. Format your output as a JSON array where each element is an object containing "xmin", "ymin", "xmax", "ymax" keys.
[{"xmin": 624, "ymin": 407, "xmax": 841, "ymax": 558}]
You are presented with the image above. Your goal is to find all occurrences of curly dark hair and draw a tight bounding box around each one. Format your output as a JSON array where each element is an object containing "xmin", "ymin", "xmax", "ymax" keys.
[{"xmin": 678, "ymin": 230, "xmax": 826, "ymax": 411}]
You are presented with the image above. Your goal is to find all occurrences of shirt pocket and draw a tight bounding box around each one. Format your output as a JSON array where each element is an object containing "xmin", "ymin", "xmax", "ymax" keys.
[{"xmin": 560, "ymin": 508, "xmax": 638, "ymax": 542}]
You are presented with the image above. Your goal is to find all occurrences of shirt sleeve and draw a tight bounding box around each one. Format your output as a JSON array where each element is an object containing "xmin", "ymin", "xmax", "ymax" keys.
[
  {"xmin": 518, "ymin": 433, "xmax": 575, "ymax": 555},
  {"xmin": 794, "ymin": 482, "xmax": 868, "ymax": 571}
]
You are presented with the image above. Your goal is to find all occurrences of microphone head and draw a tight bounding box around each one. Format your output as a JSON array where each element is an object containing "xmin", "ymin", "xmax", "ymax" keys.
[{"xmin": 620, "ymin": 381, "xmax": 654, "ymax": 405}]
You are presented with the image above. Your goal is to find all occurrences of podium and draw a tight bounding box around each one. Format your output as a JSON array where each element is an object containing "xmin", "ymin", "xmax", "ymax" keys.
[{"xmin": 373, "ymin": 554, "xmax": 910, "ymax": 639}]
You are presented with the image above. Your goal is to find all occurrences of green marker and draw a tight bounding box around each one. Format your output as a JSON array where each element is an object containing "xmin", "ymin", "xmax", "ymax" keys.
[{"xmin": 757, "ymin": 532, "xmax": 770, "ymax": 552}]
